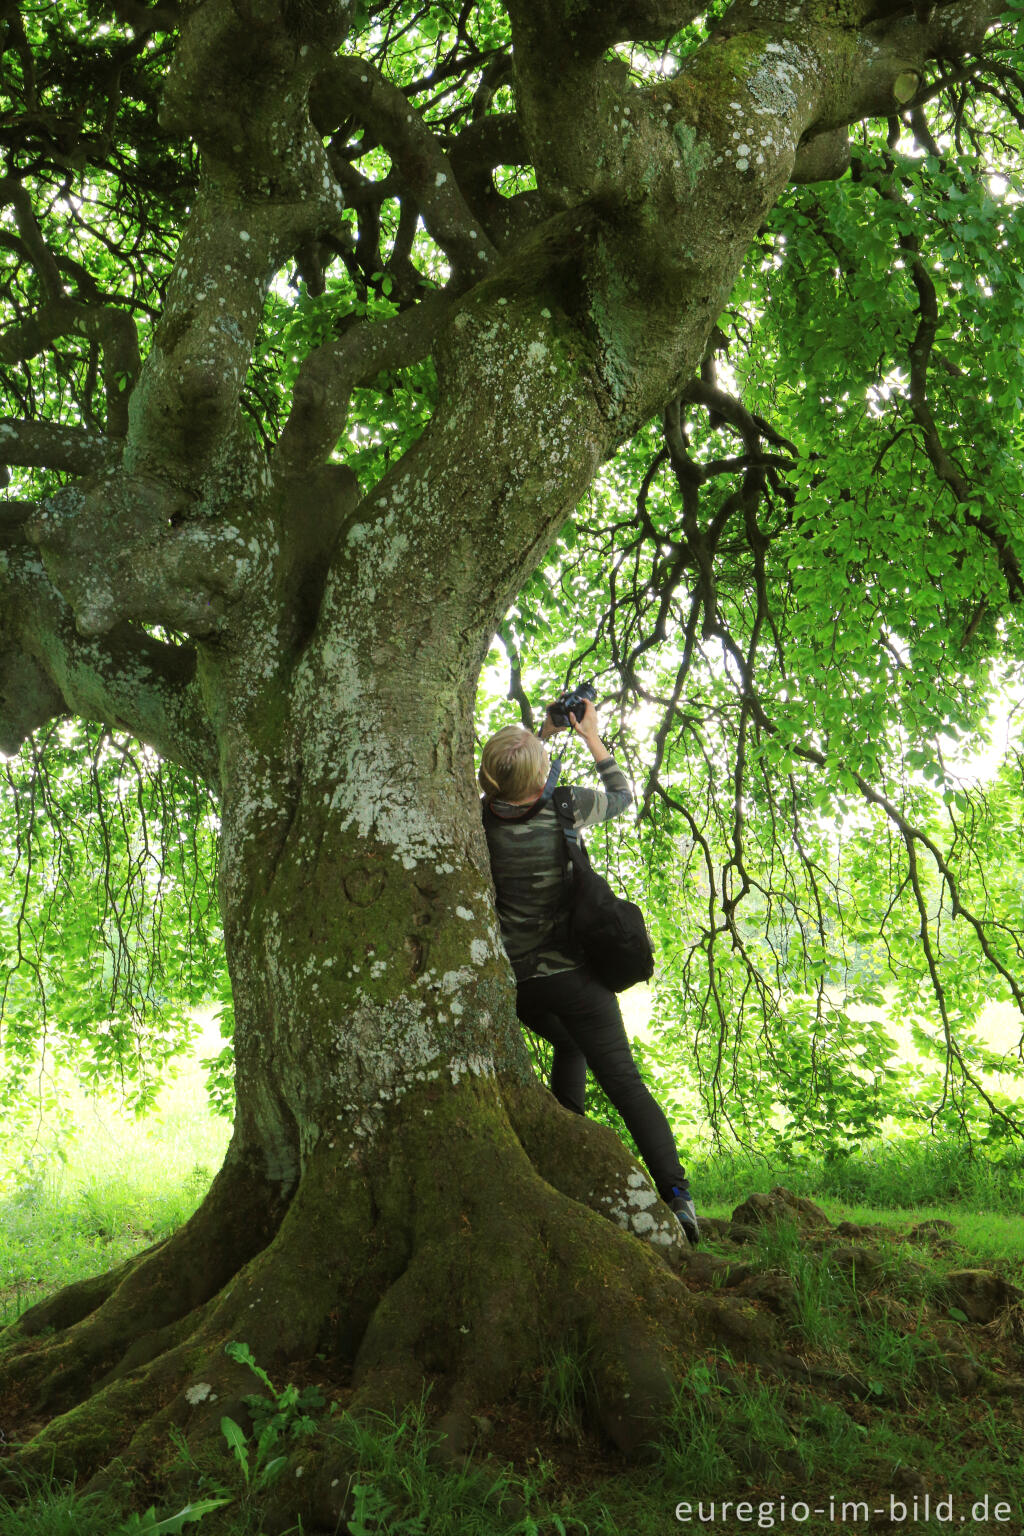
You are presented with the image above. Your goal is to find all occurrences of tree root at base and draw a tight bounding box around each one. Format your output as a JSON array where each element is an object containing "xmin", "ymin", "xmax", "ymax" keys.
[
  {"xmin": 0, "ymin": 1075, "xmax": 718, "ymax": 1504},
  {"xmin": 0, "ymin": 1146, "xmax": 290, "ymax": 1417}
]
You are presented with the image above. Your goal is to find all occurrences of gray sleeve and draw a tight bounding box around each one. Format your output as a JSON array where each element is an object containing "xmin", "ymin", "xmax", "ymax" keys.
[{"xmin": 569, "ymin": 756, "xmax": 633, "ymax": 830}]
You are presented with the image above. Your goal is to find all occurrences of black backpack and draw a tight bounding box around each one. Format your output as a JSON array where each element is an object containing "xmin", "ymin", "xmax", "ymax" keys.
[{"xmin": 550, "ymin": 788, "xmax": 655, "ymax": 993}]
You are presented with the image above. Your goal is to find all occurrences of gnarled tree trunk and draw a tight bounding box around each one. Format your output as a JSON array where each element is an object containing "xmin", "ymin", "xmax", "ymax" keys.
[{"xmin": 0, "ymin": 345, "xmax": 698, "ymax": 1484}]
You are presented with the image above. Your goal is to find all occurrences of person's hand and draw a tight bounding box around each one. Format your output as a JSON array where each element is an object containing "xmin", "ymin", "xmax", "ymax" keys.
[
  {"xmin": 539, "ymin": 704, "xmax": 567, "ymax": 742},
  {"xmin": 568, "ymin": 700, "xmax": 599, "ymax": 740}
]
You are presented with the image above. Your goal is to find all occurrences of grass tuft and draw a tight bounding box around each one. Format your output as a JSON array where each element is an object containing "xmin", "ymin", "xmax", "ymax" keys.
[{"xmin": 0, "ymin": 1471, "xmax": 124, "ymax": 1536}]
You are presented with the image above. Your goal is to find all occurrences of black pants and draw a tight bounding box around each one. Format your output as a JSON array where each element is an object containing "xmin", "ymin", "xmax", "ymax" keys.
[{"xmin": 516, "ymin": 966, "xmax": 687, "ymax": 1201}]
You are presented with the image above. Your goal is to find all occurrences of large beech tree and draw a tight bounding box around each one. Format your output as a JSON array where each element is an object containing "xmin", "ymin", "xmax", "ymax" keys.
[{"xmin": 3, "ymin": 0, "xmax": 1024, "ymax": 1511}]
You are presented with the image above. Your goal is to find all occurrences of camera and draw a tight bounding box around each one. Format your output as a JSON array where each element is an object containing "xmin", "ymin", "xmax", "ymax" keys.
[{"xmin": 548, "ymin": 682, "xmax": 597, "ymax": 731}]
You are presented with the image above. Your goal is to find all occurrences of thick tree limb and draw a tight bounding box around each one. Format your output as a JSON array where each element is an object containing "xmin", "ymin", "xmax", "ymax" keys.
[
  {"xmin": 447, "ymin": 114, "xmax": 526, "ymax": 184},
  {"xmin": 507, "ymin": 0, "xmax": 702, "ymax": 58},
  {"xmin": 469, "ymin": 189, "xmax": 551, "ymax": 252},
  {"xmin": 0, "ymin": 500, "xmax": 36, "ymax": 546},
  {"xmin": 445, "ymin": 114, "xmax": 548, "ymax": 248},
  {"xmin": 792, "ymin": 127, "xmax": 852, "ymax": 183},
  {"xmin": 109, "ymin": 0, "xmax": 182, "ymax": 34},
  {"xmin": 0, "ymin": 419, "xmax": 113, "ymax": 477},
  {"xmin": 25, "ymin": 478, "xmax": 280, "ymax": 640},
  {"xmin": 277, "ymin": 292, "xmax": 454, "ymax": 473},
  {"xmin": 23, "ymin": 0, "xmax": 356, "ymax": 642},
  {"xmin": 110, "ymin": 0, "xmax": 352, "ymax": 491},
  {"xmin": 0, "ymin": 545, "xmax": 216, "ymax": 780},
  {"xmin": 506, "ymin": 0, "xmax": 1001, "ymax": 210}
]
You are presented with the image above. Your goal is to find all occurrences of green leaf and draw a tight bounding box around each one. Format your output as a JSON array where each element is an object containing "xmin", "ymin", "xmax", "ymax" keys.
[
  {"xmin": 116, "ymin": 1500, "xmax": 233, "ymax": 1535},
  {"xmin": 220, "ymin": 1415, "xmax": 250, "ymax": 1480}
]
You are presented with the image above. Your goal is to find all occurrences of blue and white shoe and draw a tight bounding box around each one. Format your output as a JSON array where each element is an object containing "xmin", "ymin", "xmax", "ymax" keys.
[{"xmin": 669, "ymin": 1187, "xmax": 700, "ymax": 1246}]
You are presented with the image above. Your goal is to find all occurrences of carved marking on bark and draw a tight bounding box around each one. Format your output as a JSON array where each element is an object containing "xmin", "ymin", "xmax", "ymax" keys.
[{"xmin": 342, "ymin": 862, "xmax": 386, "ymax": 907}]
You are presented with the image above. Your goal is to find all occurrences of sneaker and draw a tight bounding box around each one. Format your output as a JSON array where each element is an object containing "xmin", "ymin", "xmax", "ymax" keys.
[{"xmin": 669, "ymin": 1189, "xmax": 700, "ymax": 1246}]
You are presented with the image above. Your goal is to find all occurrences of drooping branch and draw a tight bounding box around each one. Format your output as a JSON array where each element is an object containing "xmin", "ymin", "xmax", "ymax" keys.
[
  {"xmin": 0, "ymin": 716, "xmax": 219, "ymax": 1115},
  {"xmin": 566, "ymin": 316, "xmax": 1024, "ymax": 1139},
  {"xmin": 0, "ymin": 178, "xmax": 141, "ymax": 435},
  {"xmin": 583, "ymin": 375, "xmax": 796, "ymax": 724},
  {"xmin": 849, "ymin": 767, "xmax": 1024, "ymax": 1132},
  {"xmin": 496, "ymin": 621, "xmax": 535, "ymax": 731},
  {"xmin": 858, "ymin": 156, "xmax": 1024, "ymax": 608},
  {"xmin": 0, "ymin": 175, "xmax": 62, "ymax": 295}
]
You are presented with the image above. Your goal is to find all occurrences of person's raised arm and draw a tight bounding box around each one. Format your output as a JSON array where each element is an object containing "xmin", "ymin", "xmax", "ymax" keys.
[{"xmin": 565, "ymin": 700, "xmax": 633, "ymax": 828}]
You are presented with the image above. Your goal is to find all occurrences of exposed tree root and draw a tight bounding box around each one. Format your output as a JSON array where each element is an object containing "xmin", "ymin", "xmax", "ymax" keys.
[
  {"xmin": 0, "ymin": 1148, "xmax": 289, "ymax": 1414},
  {"xmin": 504, "ymin": 1071, "xmax": 690, "ymax": 1252},
  {"xmin": 0, "ymin": 1074, "xmax": 709, "ymax": 1497}
]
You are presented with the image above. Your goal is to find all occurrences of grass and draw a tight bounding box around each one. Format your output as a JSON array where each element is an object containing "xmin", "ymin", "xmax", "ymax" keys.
[
  {"xmin": 0, "ymin": 1474, "xmax": 125, "ymax": 1536},
  {"xmin": 533, "ymin": 1342, "xmax": 596, "ymax": 1445},
  {"xmin": 689, "ymin": 1134, "xmax": 1024, "ymax": 1219},
  {"xmin": 0, "ymin": 1415, "xmax": 595, "ymax": 1536},
  {"xmin": 0, "ymin": 1477, "xmax": 231, "ymax": 1536},
  {"xmin": 3, "ymin": 1371, "xmax": 1021, "ymax": 1536},
  {"xmin": 317, "ymin": 1398, "xmax": 597, "ymax": 1535},
  {"xmin": 0, "ymin": 1043, "xmax": 229, "ymax": 1327}
]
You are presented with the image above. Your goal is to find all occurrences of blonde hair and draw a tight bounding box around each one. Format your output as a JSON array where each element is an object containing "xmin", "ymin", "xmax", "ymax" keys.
[{"xmin": 479, "ymin": 725, "xmax": 548, "ymax": 801}]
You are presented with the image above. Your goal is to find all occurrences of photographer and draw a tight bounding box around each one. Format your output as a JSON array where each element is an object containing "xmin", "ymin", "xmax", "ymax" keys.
[{"xmin": 479, "ymin": 698, "xmax": 699, "ymax": 1245}]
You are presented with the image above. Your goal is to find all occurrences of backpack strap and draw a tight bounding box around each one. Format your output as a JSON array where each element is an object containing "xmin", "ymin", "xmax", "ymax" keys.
[
  {"xmin": 551, "ymin": 786, "xmax": 594, "ymax": 874},
  {"xmin": 481, "ymin": 793, "xmax": 550, "ymax": 826},
  {"xmin": 550, "ymin": 785, "xmax": 577, "ymax": 839}
]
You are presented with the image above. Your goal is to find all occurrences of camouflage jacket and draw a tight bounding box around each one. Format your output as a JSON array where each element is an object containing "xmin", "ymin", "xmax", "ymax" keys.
[{"xmin": 482, "ymin": 756, "xmax": 633, "ymax": 981}]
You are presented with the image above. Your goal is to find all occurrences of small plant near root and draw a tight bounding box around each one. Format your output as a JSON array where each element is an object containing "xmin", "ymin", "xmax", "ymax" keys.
[
  {"xmin": 217, "ymin": 1339, "xmax": 328, "ymax": 1502},
  {"xmin": 533, "ymin": 1341, "xmax": 596, "ymax": 1445}
]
